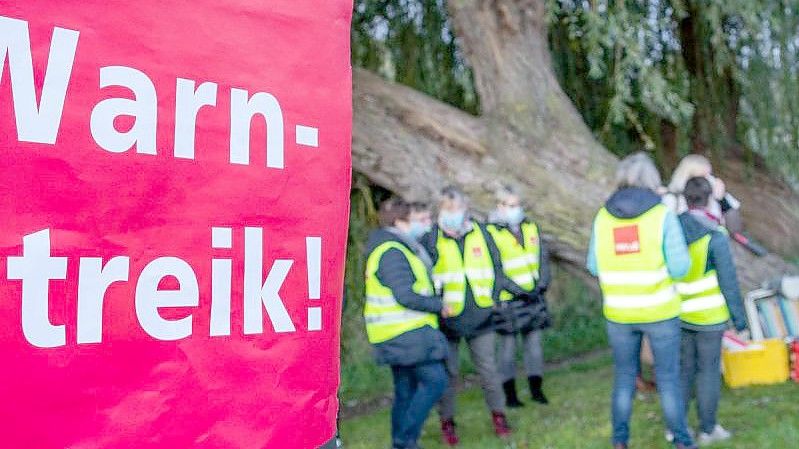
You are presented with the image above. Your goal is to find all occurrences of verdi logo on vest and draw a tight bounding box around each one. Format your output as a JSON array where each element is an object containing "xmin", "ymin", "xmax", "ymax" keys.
[
  {"xmin": 472, "ymin": 246, "xmax": 483, "ymax": 257},
  {"xmin": 613, "ymin": 225, "xmax": 641, "ymax": 255}
]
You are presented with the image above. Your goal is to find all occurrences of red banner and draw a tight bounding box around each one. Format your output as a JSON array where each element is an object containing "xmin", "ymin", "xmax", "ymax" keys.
[{"xmin": 0, "ymin": 1, "xmax": 352, "ymax": 448}]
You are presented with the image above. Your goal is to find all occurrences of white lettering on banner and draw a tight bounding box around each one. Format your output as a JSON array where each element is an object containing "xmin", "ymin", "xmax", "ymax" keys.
[
  {"xmin": 174, "ymin": 79, "xmax": 218, "ymax": 159},
  {"xmin": 4, "ymin": 228, "xmax": 326, "ymax": 348},
  {"xmin": 90, "ymin": 66, "xmax": 158, "ymax": 154},
  {"xmin": 77, "ymin": 256, "xmax": 130, "ymax": 344},
  {"xmin": 230, "ymin": 89, "xmax": 285, "ymax": 168},
  {"xmin": 6, "ymin": 230, "xmax": 67, "ymax": 348},
  {"xmin": 0, "ymin": 17, "xmax": 78, "ymax": 144},
  {"xmin": 243, "ymin": 227, "xmax": 295, "ymax": 334},
  {"xmin": 0, "ymin": 16, "xmax": 316, "ymax": 169}
]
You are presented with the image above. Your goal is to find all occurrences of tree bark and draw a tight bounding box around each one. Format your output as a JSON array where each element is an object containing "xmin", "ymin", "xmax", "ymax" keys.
[{"xmin": 352, "ymin": 0, "xmax": 798, "ymax": 289}]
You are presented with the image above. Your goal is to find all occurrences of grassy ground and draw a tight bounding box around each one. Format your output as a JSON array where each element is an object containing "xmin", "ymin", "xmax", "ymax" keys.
[{"xmin": 340, "ymin": 355, "xmax": 799, "ymax": 449}]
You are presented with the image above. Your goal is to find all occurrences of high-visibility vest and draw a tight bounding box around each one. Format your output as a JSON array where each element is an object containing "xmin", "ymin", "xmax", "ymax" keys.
[
  {"xmin": 487, "ymin": 222, "xmax": 540, "ymax": 301},
  {"xmin": 363, "ymin": 241, "xmax": 439, "ymax": 344},
  {"xmin": 593, "ymin": 204, "xmax": 681, "ymax": 324},
  {"xmin": 432, "ymin": 223, "xmax": 496, "ymax": 317},
  {"xmin": 677, "ymin": 234, "xmax": 730, "ymax": 326}
]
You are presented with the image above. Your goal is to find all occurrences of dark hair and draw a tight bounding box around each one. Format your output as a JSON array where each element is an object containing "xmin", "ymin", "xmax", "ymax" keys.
[
  {"xmin": 409, "ymin": 201, "xmax": 430, "ymax": 213},
  {"xmin": 378, "ymin": 196, "xmax": 411, "ymax": 227},
  {"xmin": 684, "ymin": 176, "xmax": 713, "ymax": 208}
]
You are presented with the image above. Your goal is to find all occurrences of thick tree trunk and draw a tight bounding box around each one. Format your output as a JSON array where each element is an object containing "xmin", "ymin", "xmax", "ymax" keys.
[{"xmin": 352, "ymin": 0, "xmax": 798, "ymax": 289}]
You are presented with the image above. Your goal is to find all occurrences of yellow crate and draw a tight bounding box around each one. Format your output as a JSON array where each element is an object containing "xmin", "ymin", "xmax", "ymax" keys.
[{"xmin": 722, "ymin": 338, "xmax": 790, "ymax": 388}]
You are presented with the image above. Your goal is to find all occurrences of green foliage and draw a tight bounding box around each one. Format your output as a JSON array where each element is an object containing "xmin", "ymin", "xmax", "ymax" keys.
[
  {"xmin": 352, "ymin": 0, "xmax": 479, "ymax": 113},
  {"xmin": 542, "ymin": 265, "xmax": 607, "ymax": 361},
  {"xmin": 340, "ymin": 174, "xmax": 389, "ymax": 400},
  {"xmin": 549, "ymin": 0, "xmax": 798, "ymax": 178}
]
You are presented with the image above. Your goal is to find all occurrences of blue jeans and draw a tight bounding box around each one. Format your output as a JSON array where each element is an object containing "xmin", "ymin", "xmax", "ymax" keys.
[
  {"xmin": 607, "ymin": 318, "xmax": 694, "ymax": 447},
  {"xmin": 391, "ymin": 361, "xmax": 448, "ymax": 449},
  {"xmin": 680, "ymin": 328, "xmax": 724, "ymax": 434}
]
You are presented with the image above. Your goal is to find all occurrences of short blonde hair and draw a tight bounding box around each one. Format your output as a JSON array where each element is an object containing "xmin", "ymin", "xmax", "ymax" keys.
[
  {"xmin": 615, "ymin": 152, "xmax": 662, "ymax": 191},
  {"xmin": 668, "ymin": 154, "xmax": 712, "ymax": 193}
]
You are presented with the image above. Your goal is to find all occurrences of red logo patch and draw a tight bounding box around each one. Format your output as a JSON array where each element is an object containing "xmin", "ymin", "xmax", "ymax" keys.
[
  {"xmin": 529, "ymin": 235, "xmax": 538, "ymax": 245},
  {"xmin": 613, "ymin": 225, "xmax": 641, "ymax": 255},
  {"xmin": 472, "ymin": 246, "xmax": 483, "ymax": 257}
]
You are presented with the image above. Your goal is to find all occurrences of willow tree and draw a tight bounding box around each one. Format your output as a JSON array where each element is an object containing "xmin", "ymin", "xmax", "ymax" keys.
[
  {"xmin": 547, "ymin": 0, "xmax": 799, "ymax": 253},
  {"xmin": 350, "ymin": 0, "xmax": 798, "ymax": 293}
]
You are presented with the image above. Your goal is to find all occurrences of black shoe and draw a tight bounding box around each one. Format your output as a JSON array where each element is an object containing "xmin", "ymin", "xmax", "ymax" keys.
[
  {"xmin": 528, "ymin": 375, "xmax": 549, "ymax": 405},
  {"xmin": 502, "ymin": 379, "xmax": 525, "ymax": 408}
]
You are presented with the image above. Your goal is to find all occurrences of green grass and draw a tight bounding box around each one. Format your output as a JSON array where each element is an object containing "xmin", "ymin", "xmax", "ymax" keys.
[{"xmin": 340, "ymin": 355, "xmax": 799, "ymax": 449}]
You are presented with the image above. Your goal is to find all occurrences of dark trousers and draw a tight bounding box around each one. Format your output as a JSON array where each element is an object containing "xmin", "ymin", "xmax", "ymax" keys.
[
  {"xmin": 680, "ymin": 328, "xmax": 724, "ymax": 434},
  {"xmin": 391, "ymin": 361, "xmax": 448, "ymax": 449}
]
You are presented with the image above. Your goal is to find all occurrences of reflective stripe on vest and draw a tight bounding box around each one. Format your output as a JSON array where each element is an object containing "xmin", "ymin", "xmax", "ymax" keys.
[
  {"xmin": 363, "ymin": 240, "xmax": 439, "ymax": 344},
  {"xmin": 594, "ymin": 204, "xmax": 681, "ymax": 324},
  {"xmin": 432, "ymin": 222, "xmax": 495, "ymax": 316},
  {"xmin": 677, "ymin": 234, "xmax": 730, "ymax": 326},
  {"xmin": 487, "ymin": 222, "xmax": 540, "ymax": 301}
]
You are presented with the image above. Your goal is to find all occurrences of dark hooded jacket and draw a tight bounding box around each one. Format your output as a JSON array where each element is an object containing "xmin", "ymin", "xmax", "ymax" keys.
[
  {"xmin": 488, "ymin": 219, "xmax": 553, "ymax": 335},
  {"xmin": 678, "ymin": 212, "xmax": 748, "ymax": 331},
  {"xmin": 364, "ymin": 228, "xmax": 448, "ymax": 366}
]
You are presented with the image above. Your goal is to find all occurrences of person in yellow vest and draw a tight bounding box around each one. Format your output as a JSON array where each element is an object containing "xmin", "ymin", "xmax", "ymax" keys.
[
  {"xmin": 587, "ymin": 153, "xmax": 697, "ymax": 449},
  {"xmin": 422, "ymin": 186, "xmax": 526, "ymax": 445},
  {"xmin": 363, "ymin": 197, "xmax": 453, "ymax": 449},
  {"xmin": 487, "ymin": 184, "xmax": 552, "ymax": 407},
  {"xmin": 674, "ymin": 177, "xmax": 747, "ymax": 446}
]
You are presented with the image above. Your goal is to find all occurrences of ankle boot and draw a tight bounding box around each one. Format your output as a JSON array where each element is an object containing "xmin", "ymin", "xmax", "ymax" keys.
[
  {"xmin": 502, "ymin": 379, "xmax": 525, "ymax": 408},
  {"xmin": 528, "ymin": 375, "xmax": 549, "ymax": 404},
  {"xmin": 440, "ymin": 419, "xmax": 459, "ymax": 446},
  {"xmin": 491, "ymin": 411, "xmax": 512, "ymax": 438}
]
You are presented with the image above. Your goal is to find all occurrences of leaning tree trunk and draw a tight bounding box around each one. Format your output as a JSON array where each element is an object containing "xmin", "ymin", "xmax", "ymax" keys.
[{"xmin": 352, "ymin": 0, "xmax": 798, "ymax": 290}]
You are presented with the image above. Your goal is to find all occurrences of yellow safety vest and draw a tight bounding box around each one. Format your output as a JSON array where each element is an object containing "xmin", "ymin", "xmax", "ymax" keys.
[
  {"xmin": 487, "ymin": 222, "xmax": 540, "ymax": 301},
  {"xmin": 363, "ymin": 241, "xmax": 439, "ymax": 344},
  {"xmin": 593, "ymin": 204, "xmax": 681, "ymax": 324},
  {"xmin": 432, "ymin": 222, "xmax": 496, "ymax": 317},
  {"xmin": 677, "ymin": 234, "xmax": 730, "ymax": 326}
]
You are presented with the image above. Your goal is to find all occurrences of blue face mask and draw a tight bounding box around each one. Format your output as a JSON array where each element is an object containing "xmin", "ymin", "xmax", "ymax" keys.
[
  {"xmin": 503, "ymin": 206, "xmax": 524, "ymax": 225},
  {"xmin": 439, "ymin": 210, "xmax": 466, "ymax": 232},
  {"xmin": 407, "ymin": 220, "xmax": 427, "ymax": 240}
]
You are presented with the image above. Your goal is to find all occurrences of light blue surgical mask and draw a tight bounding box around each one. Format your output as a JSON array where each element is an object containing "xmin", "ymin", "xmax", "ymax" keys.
[
  {"xmin": 407, "ymin": 220, "xmax": 427, "ymax": 240},
  {"xmin": 503, "ymin": 206, "xmax": 524, "ymax": 225},
  {"xmin": 439, "ymin": 210, "xmax": 466, "ymax": 233}
]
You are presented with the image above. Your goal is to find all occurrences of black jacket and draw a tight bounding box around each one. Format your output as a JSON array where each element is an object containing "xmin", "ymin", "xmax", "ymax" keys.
[
  {"xmin": 364, "ymin": 228, "xmax": 448, "ymax": 366},
  {"xmin": 422, "ymin": 222, "xmax": 526, "ymax": 340},
  {"xmin": 488, "ymin": 220, "xmax": 553, "ymax": 334},
  {"xmin": 678, "ymin": 213, "xmax": 748, "ymax": 331}
]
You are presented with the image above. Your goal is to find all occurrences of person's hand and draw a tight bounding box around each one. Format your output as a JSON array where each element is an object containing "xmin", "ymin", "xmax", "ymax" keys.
[
  {"xmin": 710, "ymin": 176, "xmax": 726, "ymax": 200},
  {"xmin": 735, "ymin": 328, "xmax": 751, "ymax": 342},
  {"xmin": 441, "ymin": 304, "xmax": 455, "ymax": 318}
]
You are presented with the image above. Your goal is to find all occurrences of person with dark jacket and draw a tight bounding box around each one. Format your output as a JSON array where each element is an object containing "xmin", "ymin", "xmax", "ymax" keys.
[
  {"xmin": 587, "ymin": 153, "xmax": 697, "ymax": 449},
  {"xmin": 363, "ymin": 197, "xmax": 451, "ymax": 449},
  {"xmin": 422, "ymin": 186, "xmax": 526, "ymax": 446},
  {"xmin": 674, "ymin": 177, "xmax": 748, "ymax": 446},
  {"xmin": 486, "ymin": 184, "xmax": 552, "ymax": 407}
]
